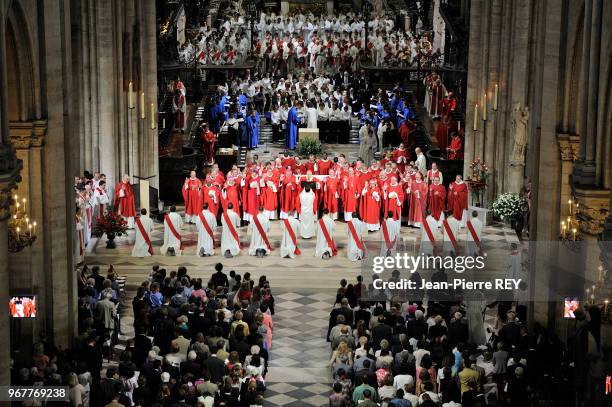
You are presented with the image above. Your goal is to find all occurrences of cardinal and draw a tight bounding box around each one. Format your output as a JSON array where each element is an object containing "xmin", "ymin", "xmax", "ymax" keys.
[
  {"xmin": 448, "ymin": 174, "xmax": 468, "ymax": 226},
  {"xmin": 113, "ymin": 174, "xmax": 136, "ymax": 228},
  {"xmin": 183, "ymin": 171, "xmax": 202, "ymax": 223},
  {"xmin": 428, "ymin": 176, "xmax": 447, "ymax": 222},
  {"xmin": 260, "ymin": 169, "xmax": 279, "ymax": 220}
]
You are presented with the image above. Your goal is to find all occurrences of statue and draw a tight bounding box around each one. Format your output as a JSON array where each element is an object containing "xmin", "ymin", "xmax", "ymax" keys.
[{"xmin": 510, "ymin": 102, "xmax": 529, "ymax": 166}]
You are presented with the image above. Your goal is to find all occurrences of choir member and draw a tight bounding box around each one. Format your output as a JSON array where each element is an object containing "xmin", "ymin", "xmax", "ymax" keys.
[
  {"xmin": 408, "ymin": 171, "xmax": 428, "ymax": 227},
  {"xmin": 78, "ymin": 185, "xmax": 93, "ymax": 243},
  {"xmin": 260, "ymin": 169, "xmax": 279, "ymax": 220},
  {"xmin": 385, "ymin": 175, "xmax": 404, "ymax": 221},
  {"xmin": 428, "ymin": 176, "xmax": 447, "ymax": 223},
  {"xmin": 92, "ymin": 180, "xmax": 110, "ymax": 221},
  {"xmin": 113, "ymin": 174, "xmax": 136, "ymax": 229},
  {"xmin": 448, "ymin": 174, "xmax": 468, "ymax": 227},
  {"xmin": 75, "ymin": 208, "xmax": 84, "ymax": 264},
  {"xmin": 161, "ymin": 206, "xmax": 183, "ymax": 256},
  {"xmin": 200, "ymin": 123, "xmax": 216, "ymax": 164},
  {"xmin": 196, "ymin": 203, "xmax": 217, "ymax": 257},
  {"xmin": 298, "ymin": 186, "xmax": 316, "ymax": 239},
  {"xmin": 316, "ymin": 209, "xmax": 337, "ymax": 259},
  {"xmin": 426, "ymin": 162, "xmax": 443, "ymax": 184},
  {"xmin": 246, "ymin": 109, "xmax": 259, "ymax": 149},
  {"xmin": 346, "ymin": 213, "xmax": 366, "ymax": 261},
  {"xmin": 280, "ymin": 215, "xmax": 301, "ymax": 258},
  {"xmin": 324, "ymin": 170, "xmax": 340, "ymax": 220},
  {"xmin": 183, "ymin": 171, "xmax": 202, "ymax": 223},
  {"xmin": 361, "ymin": 178, "xmax": 382, "ymax": 231},
  {"xmin": 221, "ymin": 203, "xmax": 242, "ymax": 258},
  {"xmin": 381, "ymin": 211, "xmax": 401, "ymax": 256},
  {"xmin": 447, "ymin": 132, "xmax": 463, "ymax": 160},
  {"xmin": 133, "ymin": 208, "xmax": 154, "ymax": 258},
  {"xmin": 280, "ymin": 168, "xmax": 298, "ymax": 219},
  {"xmin": 286, "ymin": 101, "xmax": 302, "ymax": 149},
  {"xmin": 248, "ymin": 207, "xmax": 272, "ymax": 257}
]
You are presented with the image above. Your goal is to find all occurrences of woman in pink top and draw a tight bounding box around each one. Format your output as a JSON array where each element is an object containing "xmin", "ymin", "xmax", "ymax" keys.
[{"xmin": 260, "ymin": 303, "xmax": 273, "ymax": 349}]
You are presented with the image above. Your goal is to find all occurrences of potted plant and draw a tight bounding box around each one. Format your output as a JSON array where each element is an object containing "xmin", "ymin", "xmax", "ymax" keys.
[
  {"xmin": 467, "ymin": 158, "xmax": 489, "ymax": 207},
  {"xmin": 491, "ymin": 193, "xmax": 528, "ymax": 236},
  {"xmin": 296, "ymin": 138, "xmax": 323, "ymax": 158},
  {"xmin": 92, "ymin": 211, "xmax": 128, "ymax": 249}
]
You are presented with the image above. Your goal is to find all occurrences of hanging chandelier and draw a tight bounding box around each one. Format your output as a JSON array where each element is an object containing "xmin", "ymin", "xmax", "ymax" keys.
[{"xmin": 8, "ymin": 194, "xmax": 36, "ymax": 253}]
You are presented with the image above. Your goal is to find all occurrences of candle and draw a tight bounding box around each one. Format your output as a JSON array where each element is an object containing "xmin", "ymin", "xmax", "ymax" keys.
[
  {"xmin": 591, "ymin": 294, "xmax": 595, "ymax": 304},
  {"xmin": 562, "ymin": 225, "xmax": 567, "ymax": 238},
  {"xmin": 151, "ymin": 103, "xmax": 156, "ymax": 129},
  {"xmin": 32, "ymin": 221, "xmax": 37, "ymax": 235},
  {"xmin": 568, "ymin": 199, "xmax": 572, "ymax": 215},
  {"xmin": 605, "ymin": 300, "xmax": 609, "ymax": 314},
  {"xmin": 128, "ymin": 81, "xmax": 134, "ymax": 108},
  {"xmin": 493, "ymin": 84, "xmax": 498, "ymax": 110},
  {"xmin": 16, "ymin": 226, "xmax": 20, "ymax": 237},
  {"xmin": 140, "ymin": 92, "xmax": 145, "ymax": 119},
  {"xmin": 473, "ymin": 104, "xmax": 478, "ymax": 131},
  {"xmin": 22, "ymin": 197, "xmax": 26, "ymax": 214},
  {"xmin": 28, "ymin": 224, "xmax": 32, "ymax": 237},
  {"xmin": 162, "ymin": 117, "xmax": 166, "ymax": 129},
  {"xmin": 567, "ymin": 216, "xmax": 571, "ymax": 227},
  {"xmin": 482, "ymin": 93, "xmax": 487, "ymax": 121},
  {"xmin": 572, "ymin": 228, "xmax": 577, "ymax": 241}
]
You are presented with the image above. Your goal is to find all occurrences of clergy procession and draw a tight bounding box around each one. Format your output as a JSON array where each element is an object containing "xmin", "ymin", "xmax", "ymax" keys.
[{"xmin": 75, "ymin": 147, "xmax": 475, "ymax": 261}]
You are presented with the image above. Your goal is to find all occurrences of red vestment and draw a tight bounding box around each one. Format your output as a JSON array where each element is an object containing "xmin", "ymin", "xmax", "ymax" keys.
[
  {"xmin": 173, "ymin": 93, "xmax": 186, "ymax": 128},
  {"xmin": 448, "ymin": 181, "xmax": 468, "ymax": 220},
  {"xmin": 435, "ymin": 120, "xmax": 451, "ymax": 151},
  {"xmin": 324, "ymin": 177, "xmax": 340, "ymax": 214},
  {"xmin": 201, "ymin": 130, "xmax": 216, "ymax": 163},
  {"xmin": 245, "ymin": 177, "xmax": 261, "ymax": 217},
  {"xmin": 113, "ymin": 181, "xmax": 136, "ymax": 217},
  {"xmin": 317, "ymin": 159, "xmax": 332, "ymax": 175},
  {"xmin": 342, "ymin": 175, "xmax": 359, "ymax": 213},
  {"xmin": 428, "ymin": 183, "xmax": 447, "ymax": 220},
  {"xmin": 280, "ymin": 176, "xmax": 298, "ymax": 213},
  {"xmin": 260, "ymin": 176, "xmax": 278, "ymax": 212},
  {"xmin": 361, "ymin": 186, "xmax": 381, "ymax": 225},
  {"xmin": 281, "ymin": 157, "xmax": 296, "ymax": 169},
  {"xmin": 392, "ymin": 148, "xmax": 409, "ymax": 172},
  {"xmin": 448, "ymin": 136, "xmax": 463, "ymax": 160},
  {"xmin": 385, "ymin": 183, "xmax": 405, "ymax": 220},
  {"xmin": 200, "ymin": 184, "xmax": 220, "ymax": 215},
  {"xmin": 222, "ymin": 184, "xmax": 240, "ymax": 213},
  {"xmin": 305, "ymin": 161, "xmax": 316, "ymax": 173},
  {"xmin": 182, "ymin": 178, "xmax": 202, "ymax": 216},
  {"xmin": 408, "ymin": 181, "xmax": 428, "ymax": 224}
]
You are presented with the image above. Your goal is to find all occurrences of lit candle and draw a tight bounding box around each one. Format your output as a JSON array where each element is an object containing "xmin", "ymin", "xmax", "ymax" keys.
[
  {"xmin": 605, "ymin": 299, "xmax": 609, "ymax": 314},
  {"xmin": 482, "ymin": 93, "xmax": 487, "ymax": 121},
  {"xmin": 561, "ymin": 221, "xmax": 566, "ymax": 238},
  {"xmin": 16, "ymin": 226, "xmax": 20, "ymax": 237},
  {"xmin": 151, "ymin": 103, "xmax": 156, "ymax": 129},
  {"xmin": 567, "ymin": 216, "xmax": 571, "ymax": 227},
  {"xmin": 591, "ymin": 294, "xmax": 595, "ymax": 304},
  {"xmin": 162, "ymin": 117, "xmax": 166, "ymax": 129},
  {"xmin": 572, "ymin": 228, "xmax": 577, "ymax": 241},
  {"xmin": 473, "ymin": 104, "xmax": 478, "ymax": 131},
  {"xmin": 568, "ymin": 199, "xmax": 572, "ymax": 215},
  {"xmin": 493, "ymin": 84, "xmax": 498, "ymax": 110},
  {"xmin": 140, "ymin": 92, "xmax": 145, "ymax": 119},
  {"xmin": 458, "ymin": 120, "xmax": 461, "ymax": 132},
  {"xmin": 562, "ymin": 225, "xmax": 567, "ymax": 238},
  {"xmin": 28, "ymin": 224, "xmax": 32, "ymax": 237},
  {"xmin": 22, "ymin": 197, "xmax": 26, "ymax": 214},
  {"xmin": 32, "ymin": 221, "xmax": 37, "ymax": 235},
  {"xmin": 128, "ymin": 81, "xmax": 134, "ymax": 108}
]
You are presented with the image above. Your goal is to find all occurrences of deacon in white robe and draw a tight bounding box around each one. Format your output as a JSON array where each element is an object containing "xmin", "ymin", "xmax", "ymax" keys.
[
  {"xmin": 420, "ymin": 214, "xmax": 439, "ymax": 255},
  {"xmin": 133, "ymin": 209, "xmax": 154, "ymax": 257},
  {"xmin": 315, "ymin": 210, "xmax": 336, "ymax": 258},
  {"xmin": 91, "ymin": 181, "xmax": 110, "ymax": 221},
  {"xmin": 75, "ymin": 210, "xmax": 85, "ymax": 264},
  {"xmin": 465, "ymin": 211, "xmax": 483, "ymax": 255},
  {"xmin": 280, "ymin": 216, "xmax": 301, "ymax": 258},
  {"xmin": 381, "ymin": 214, "xmax": 401, "ymax": 256},
  {"xmin": 346, "ymin": 216, "xmax": 366, "ymax": 261},
  {"xmin": 441, "ymin": 211, "xmax": 460, "ymax": 255},
  {"xmin": 196, "ymin": 204, "xmax": 217, "ymax": 257},
  {"xmin": 298, "ymin": 187, "xmax": 316, "ymax": 238},
  {"xmin": 248, "ymin": 209, "xmax": 271, "ymax": 257},
  {"xmin": 160, "ymin": 207, "xmax": 183, "ymax": 256},
  {"xmin": 221, "ymin": 203, "xmax": 242, "ymax": 257}
]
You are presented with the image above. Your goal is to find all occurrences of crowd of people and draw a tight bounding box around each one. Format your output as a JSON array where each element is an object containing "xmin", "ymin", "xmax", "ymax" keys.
[
  {"xmin": 324, "ymin": 278, "xmax": 566, "ymax": 407},
  {"xmin": 10, "ymin": 262, "xmax": 277, "ymax": 406},
  {"xmin": 178, "ymin": 10, "xmax": 443, "ymax": 74}
]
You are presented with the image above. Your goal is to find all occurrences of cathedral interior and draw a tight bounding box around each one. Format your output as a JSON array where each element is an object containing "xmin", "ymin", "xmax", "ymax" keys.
[{"xmin": 0, "ymin": 0, "xmax": 611, "ymax": 405}]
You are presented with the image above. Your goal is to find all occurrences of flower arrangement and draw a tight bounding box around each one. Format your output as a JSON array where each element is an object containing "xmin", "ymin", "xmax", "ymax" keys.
[
  {"xmin": 491, "ymin": 193, "xmax": 528, "ymax": 221},
  {"xmin": 469, "ymin": 158, "xmax": 490, "ymax": 183},
  {"xmin": 92, "ymin": 211, "xmax": 128, "ymax": 238},
  {"xmin": 296, "ymin": 138, "xmax": 323, "ymax": 157}
]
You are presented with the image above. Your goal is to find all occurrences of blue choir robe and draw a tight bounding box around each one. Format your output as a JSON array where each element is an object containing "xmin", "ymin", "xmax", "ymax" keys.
[
  {"xmin": 246, "ymin": 115, "xmax": 259, "ymax": 148},
  {"xmin": 286, "ymin": 107, "xmax": 301, "ymax": 149}
]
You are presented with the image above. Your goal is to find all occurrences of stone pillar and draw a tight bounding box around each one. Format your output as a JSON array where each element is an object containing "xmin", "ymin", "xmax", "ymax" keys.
[
  {"xmin": 557, "ymin": 134, "xmax": 580, "ymax": 217},
  {"xmin": 141, "ymin": 0, "xmax": 159, "ymax": 188},
  {"xmin": 464, "ymin": 0, "xmax": 483, "ymax": 180},
  {"xmin": 603, "ymin": 186, "xmax": 612, "ymax": 241}
]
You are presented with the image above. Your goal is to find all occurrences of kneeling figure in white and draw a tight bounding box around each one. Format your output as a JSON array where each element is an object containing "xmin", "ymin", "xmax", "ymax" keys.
[
  {"xmin": 196, "ymin": 203, "xmax": 217, "ymax": 256},
  {"xmin": 161, "ymin": 206, "xmax": 183, "ymax": 256}
]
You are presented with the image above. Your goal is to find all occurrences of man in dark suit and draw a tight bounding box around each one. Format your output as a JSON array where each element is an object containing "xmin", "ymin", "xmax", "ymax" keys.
[
  {"xmin": 328, "ymin": 298, "xmax": 354, "ymax": 340},
  {"xmin": 180, "ymin": 351, "xmax": 202, "ymax": 377},
  {"xmin": 204, "ymin": 345, "xmax": 226, "ymax": 384},
  {"xmin": 210, "ymin": 263, "xmax": 229, "ymax": 288},
  {"xmin": 371, "ymin": 313, "xmax": 393, "ymax": 351}
]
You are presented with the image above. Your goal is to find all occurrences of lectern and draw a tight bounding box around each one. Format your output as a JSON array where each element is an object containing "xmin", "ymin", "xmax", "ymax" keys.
[{"xmin": 133, "ymin": 175, "xmax": 156, "ymax": 212}]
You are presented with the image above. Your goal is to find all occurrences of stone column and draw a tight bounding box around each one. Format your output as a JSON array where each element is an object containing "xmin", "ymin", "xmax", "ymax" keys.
[
  {"xmin": 141, "ymin": 0, "xmax": 159, "ymax": 188},
  {"xmin": 557, "ymin": 134, "xmax": 580, "ymax": 216},
  {"xmin": 464, "ymin": 0, "xmax": 483, "ymax": 180},
  {"xmin": 603, "ymin": 186, "xmax": 612, "ymax": 241}
]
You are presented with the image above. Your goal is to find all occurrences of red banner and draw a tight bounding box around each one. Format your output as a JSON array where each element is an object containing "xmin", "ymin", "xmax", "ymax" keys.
[
  {"xmin": 136, "ymin": 217, "xmax": 154, "ymax": 255},
  {"xmin": 164, "ymin": 214, "xmax": 184, "ymax": 250},
  {"xmin": 282, "ymin": 218, "xmax": 301, "ymax": 255}
]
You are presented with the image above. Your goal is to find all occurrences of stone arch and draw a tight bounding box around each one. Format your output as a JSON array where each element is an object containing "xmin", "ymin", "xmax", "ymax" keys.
[{"xmin": 5, "ymin": 0, "xmax": 36, "ymax": 121}]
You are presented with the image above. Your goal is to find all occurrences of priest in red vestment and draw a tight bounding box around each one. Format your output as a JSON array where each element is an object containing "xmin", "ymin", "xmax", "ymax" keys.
[
  {"xmin": 385, "ymin": 176, "xmax": 404, "ymax": 220},
  {"xmin": 342, "ymin": 167, "xmax": 360, "ymax": 221},
  {"xmin": 222, "ymin": 176, "xmax": 241, "ymax": 214},
  {"xmin": 408, "ymin": 172, "xmax": 428, "ymax": 227},
  {"xmin": 392, "ymin": 143, "xmax": 409, "ymax": 173},
  {"xmin": 448, "ymin": 174, "xmax": 469, "ymax": 224},
  {"xmin": 398, "ymin": 120, "xmax": 416, "ymax": 150},
  {"xmin": 200, "ymin": 176, "xmax": 220, "ymax": 217},
  {"xmin": 182, "ymin": 170, "xmax": 202, "ymax": 223},
  {"xmin": 428, "ymin": 176, "xmax": 447, "ymax": 221},
  {"xmin": 113, "ymin": 174, "xmax": 136, "ymax": 228},
  {"xmin": 243, "ymin": 168, "xmax": 261, "ymax": 222},
  {"xmin": 200, "ymin": 123, "xmax": 216, "ymax": 164},
  {"xmin": 324, "ymin": 170, "xmax": 340, "ymax": 219},
  {"xmin": 260, "ymin": 169, "xmax": 279, "ymax": 220},
  {"xmin": 361, "ymin": 178, "xmax": 382, "ymax": 231},
  {"xmin": 280, "ymin": 168, "xmax": 298, "ymax": 219},
  {"xmin": 435, "ymin": 114, "xmax": 451, "ymax": 151},
  {"xmin": 447, "ymin": 132, "xmax": 463, "ymax": 160},
  {"xmin": 316, "ymin": 152, "xmax": 332, "ymax": 175}
]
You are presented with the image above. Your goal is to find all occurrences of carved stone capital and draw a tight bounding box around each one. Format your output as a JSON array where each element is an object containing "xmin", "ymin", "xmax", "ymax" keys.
[
  {"xmin": 8, "ymin": 121, "xmax": 47, "ymax": 149},
  {"xmin": 571, "ymin": 186, "xmax": 610, "ymax": 235},
  {"xmin": 0, "ymin": 144, "xmax": 23, "ymax": 222},
  {"xmin": 557, "ymin": 133, "xmax": 580, "ymax": 162}
]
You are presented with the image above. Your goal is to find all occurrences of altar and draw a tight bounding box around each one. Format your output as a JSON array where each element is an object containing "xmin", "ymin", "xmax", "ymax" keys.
[
  {"xmin": 299, "ymin": 128, "xmax": 320, "ymax": 142},
  {"xmin": 280, "ymin": 0, "xmax": 334, "ymax": 15}
]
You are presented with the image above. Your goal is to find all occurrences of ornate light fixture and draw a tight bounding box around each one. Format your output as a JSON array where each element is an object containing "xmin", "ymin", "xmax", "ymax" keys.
[{"xmin": 8, "ymin": 193, "xmax": 36, "ymax": 253}]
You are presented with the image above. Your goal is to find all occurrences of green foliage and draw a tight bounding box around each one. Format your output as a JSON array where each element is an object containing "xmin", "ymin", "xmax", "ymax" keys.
[{"xmin": 296, "ymin": 138, "xmax": 323, "ymax": 157}]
